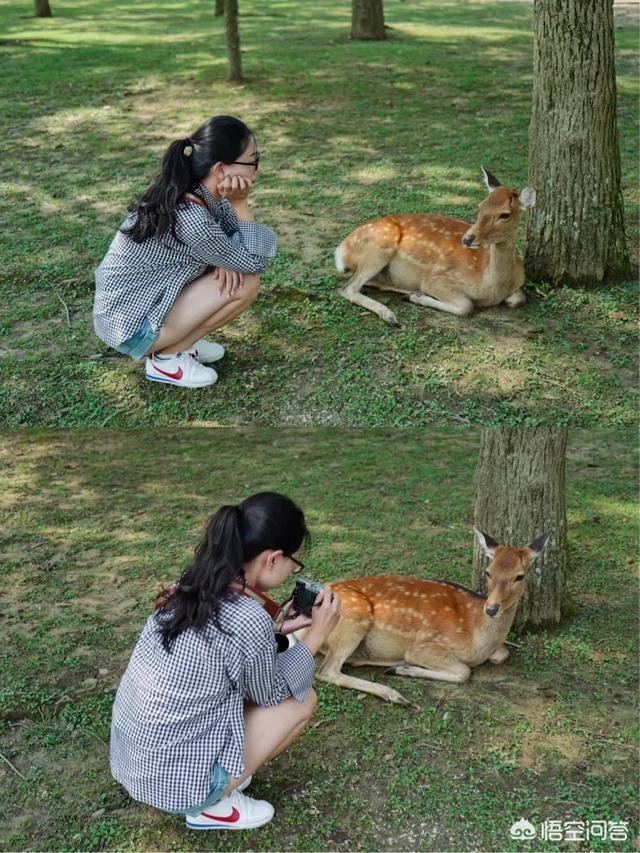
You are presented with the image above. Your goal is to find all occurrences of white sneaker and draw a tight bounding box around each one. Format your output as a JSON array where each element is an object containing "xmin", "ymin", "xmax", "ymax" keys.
[
  {"xmin": 188, "ymin": 339, "xmax": 225, "ymax": 364},
  {"xmin": 186, "ymin": 789, "xmax": 274, "ymax": 831},
  {"xmin": 145, "ymin": 351, "xmax": 217, "ymax": 388}
]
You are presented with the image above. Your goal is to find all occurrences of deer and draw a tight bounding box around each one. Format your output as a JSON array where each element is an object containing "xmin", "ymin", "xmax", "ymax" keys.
[
  {"xmin": 304, "ymin": 529, "xmax": 550, "ymax": 707},
  {"xmin": 334, "ymin": 168, "xmax": 536, "ymax": 326}
]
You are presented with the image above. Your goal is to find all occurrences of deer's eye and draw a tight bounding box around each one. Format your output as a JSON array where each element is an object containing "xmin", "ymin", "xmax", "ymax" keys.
[
  {"xmin": 515, "ymin": 574, "xmax": 525, "ymax": 581},
  {"xmin": 485, "ymin": 571, "xmax": 492, "ymax": 578},
  {"xmin": 498, "ymin": 213, "xmax": 511, "ymax": 220}
]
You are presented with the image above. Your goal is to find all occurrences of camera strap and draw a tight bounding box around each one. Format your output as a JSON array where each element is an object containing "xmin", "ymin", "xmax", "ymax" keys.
[
  {"xmin": 230, "ymin": 582, "xmax": 283, "ymax": 622},
  {"xmin": 155, "ymin": 582, "xmax": 283, "ymax": 623}
]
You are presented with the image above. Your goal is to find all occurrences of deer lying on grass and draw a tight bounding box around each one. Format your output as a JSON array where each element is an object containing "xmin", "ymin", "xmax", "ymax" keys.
[
  {"xmin": 335, "ymin": 168, "xmax": 536, "ymax": 326},
  {"xmin": 308, "ymin": 529, "xmax": 549, "ymax": 706}
]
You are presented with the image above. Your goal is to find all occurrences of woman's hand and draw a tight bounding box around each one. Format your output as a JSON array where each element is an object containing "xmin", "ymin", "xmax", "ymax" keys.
[
  {"xmin": 301, "ymin": 585, "xmax": 341, "ymax": 655},
  {"xmin": 212, "ymin": 267, "xmax": 244, "ymax": 296},
  {"xmin": 217, "ymin": 173, "xmax": 254, "ymax": 201},
  {"xmin": 278, "ymin": 599, "xmax": 312, "ymax": 635}
]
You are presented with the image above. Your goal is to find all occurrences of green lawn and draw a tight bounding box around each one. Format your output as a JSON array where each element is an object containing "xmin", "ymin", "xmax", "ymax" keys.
[
  {"xmin": 1, "ymin": 428, "xmax": 637, "ymax": 851},
  {"xmin": 0, "ymin": 0, "xmax": 637, "ymax": 426}
]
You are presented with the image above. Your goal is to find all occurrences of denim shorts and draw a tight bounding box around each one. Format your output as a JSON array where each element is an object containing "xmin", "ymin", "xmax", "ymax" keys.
[
  {"xmin": 181, "ymin": 762, "xmax": 231, "ymax": 817},
  {"xmin": 115, "ymin": 318, "xmax": 159, "ymax": 361}
]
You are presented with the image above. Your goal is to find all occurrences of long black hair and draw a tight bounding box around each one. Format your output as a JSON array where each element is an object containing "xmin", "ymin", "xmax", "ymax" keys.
[
  {"xmin": 122, "ymin": 115, "xmax": 253, "ymax": 244},
  {"xmin": 156, "ymin": 492, "xmax": 310, "ymax": 652}
]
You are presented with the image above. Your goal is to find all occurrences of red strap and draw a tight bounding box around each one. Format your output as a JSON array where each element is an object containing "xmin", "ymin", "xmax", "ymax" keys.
[
  {"xmin": 232, "ymin": 582, "xmax": 283, "ymax": 621},
  {"xmin": 155, "ymin": 584, "xmax": 177, "ymax": 610},
  {"xmin": 182, "ymin": 193, "xmax": 208, "ymax": 210},
  {"xmin": 155, "ymin": 582, "xmax": 282, "ymax": 622}
]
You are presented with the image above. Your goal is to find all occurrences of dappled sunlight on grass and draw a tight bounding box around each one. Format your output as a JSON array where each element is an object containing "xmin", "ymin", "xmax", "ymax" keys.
[
  {"xmin": 0, "ymin": 0, "xmax": 637, "ymax": 426},
  {"xmin": 1, "ymin": 428, "xmax": 637, "ymax": 849}
]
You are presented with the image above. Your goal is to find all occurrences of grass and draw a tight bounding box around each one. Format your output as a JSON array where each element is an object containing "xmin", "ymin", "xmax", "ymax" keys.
[
  {"xmin": 0, "ymin": 428, "xmax": 638, "ymax": 851},
  {"xmin": 0, "ymin": 0, "xmax": 637, "ymax": 426}
]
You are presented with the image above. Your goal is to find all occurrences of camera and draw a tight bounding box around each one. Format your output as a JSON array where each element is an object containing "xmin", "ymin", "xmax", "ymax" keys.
[{"xmin": 291, "ymin": 577, "xmax": 324, "ymax": 616}]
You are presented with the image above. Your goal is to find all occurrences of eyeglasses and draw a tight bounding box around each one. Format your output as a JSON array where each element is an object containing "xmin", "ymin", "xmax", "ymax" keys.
[
  {"xmin": 285, "ymin": 554, "xmax": 304, "ymax": 575},
  {"xmin": 231, "ymin": 152, "xmax": 261, "ymax": 169}
]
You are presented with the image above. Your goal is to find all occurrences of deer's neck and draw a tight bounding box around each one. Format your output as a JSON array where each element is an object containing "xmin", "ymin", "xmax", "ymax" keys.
[
  {"xmin": 487, "ymin": 239, "xmax": 517, "ymax": 285},
  {"xmin": 471, "ymin": 597, "xmax": 520, "ymax": 650}
]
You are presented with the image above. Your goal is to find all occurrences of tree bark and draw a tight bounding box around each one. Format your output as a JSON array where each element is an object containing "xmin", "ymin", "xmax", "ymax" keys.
[
  {"xmin": 35, "ymin": 0, "xmax": 52, "ymax": 16},
  {"xmin": 224, "ymin": 0, "xmax": 243, "ymax": 83},
  {"xmin": 525, "ymin": 0, "xmax": 630, "ymax": 286},
  {"xmin": 472, "ymin": 427, "xmax": 569, "ymax": 634},
  {"xmin": 351, "ymin": 0, "xmax": 386, "ymax": 41},
  {"xmin": 215, "ymin": 0, "xmax": 224, "ymax": 16}
]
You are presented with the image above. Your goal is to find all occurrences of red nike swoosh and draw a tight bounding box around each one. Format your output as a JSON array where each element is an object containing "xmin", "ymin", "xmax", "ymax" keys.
[
  {"xmin": 152, "ymin": 363, "xmax": 183, "ymax": 380},
  {"xmin": 201, "ymin": 806, "xmax": 240, "ymax": 823}
]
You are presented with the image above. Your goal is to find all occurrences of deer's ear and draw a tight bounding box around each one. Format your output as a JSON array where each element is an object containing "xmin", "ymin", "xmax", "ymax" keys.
[
  {"xmin": 526, "ymin": 532, "xmax": 550, "ymax": 560},
  {"xmin": 475, "ymin": 527, "xmax": 499, "ymax": 557},
  {"xmin": 481, "ymin": 166, "xmax": 501, "ymax": 192},
  {"xmin": 519, "ymin": 187, "xmax": 536, "ymax": 209}
]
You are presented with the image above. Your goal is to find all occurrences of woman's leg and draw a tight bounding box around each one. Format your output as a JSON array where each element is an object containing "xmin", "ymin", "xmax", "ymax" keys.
[
  {"xmin": 225, "ymin": 689, "xmax": 317, "ymax": 795},
  {"xmin": 151, "ymin": 272, "xmax": 260, "ymax": 356}
]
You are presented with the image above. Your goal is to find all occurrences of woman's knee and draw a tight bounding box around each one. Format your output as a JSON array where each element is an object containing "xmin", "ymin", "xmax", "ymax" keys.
[
  {"xmin": 300, "ymin": 688, "xmax": 317, "ymax": 721},
  {"xmin": 240, "ymin": 274, "xmax": 261, "ymax": 304}
]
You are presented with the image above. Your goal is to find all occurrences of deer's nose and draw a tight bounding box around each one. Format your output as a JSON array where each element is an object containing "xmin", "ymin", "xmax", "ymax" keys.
[
  {"xmin": 485, "ymin": 603, "xmax": 500, "ymax": 617},
  {"xmin": 462, "ymin": 234, "xmax": 475, "ymax": 247}
]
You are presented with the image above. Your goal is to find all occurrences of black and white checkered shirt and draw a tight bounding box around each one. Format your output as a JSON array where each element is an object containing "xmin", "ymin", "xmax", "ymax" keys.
[
  {"xmin": 93, "ymin": 183, "xmax": 277, "ymax": 349},
  {"xmin": 110, "ymin": 593, "xmax": 315, "ymax": 813}
]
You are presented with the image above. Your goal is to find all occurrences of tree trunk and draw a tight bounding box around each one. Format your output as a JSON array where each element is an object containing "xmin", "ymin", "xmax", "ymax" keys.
[
  {"xmin": 215, "ymin": 0, "xmax": 224, "ymax": 16},
  {"xmin": 472, "ymin": 427, "xmax": 569, "ymax": 634},
  {"xmin": 351, "ymin": 0, "xmax": 386, "ymax": 41},
  {"xmin": 224, "ymin": 0, "xmax": 243, "ymax": 82},
  {"xmin": 35, "ymin": 0, "xmax": 52, "ymax": 16},
  {"xmin": 525, "ymin": 0, "xmax": 630, "ymax": 286}
]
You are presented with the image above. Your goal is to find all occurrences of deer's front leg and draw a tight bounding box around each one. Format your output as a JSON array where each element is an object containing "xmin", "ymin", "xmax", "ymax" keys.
[
  {"xmin": 504, "ymin": 289, "xmax": 526, "ymax": 308},
  {"xmin": 389, "ymin": 645, "xmax": 472, "ymax": 684},
  {"xmin": 488, "ymin": 645, "xmax": 509, "ymax": 664}
]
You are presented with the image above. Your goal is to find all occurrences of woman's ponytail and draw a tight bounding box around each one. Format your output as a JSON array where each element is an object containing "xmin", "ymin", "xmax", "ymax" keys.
[
  {"xmin": 155, "ymin": 493, "xmax": 309, "ymax": 652},
  {"xmin": 156, "ymin": 505, "xmax": 244, "ymax": 652},
  {"xmin": 121, "ymin": 116, "xmax": 253, "ymax": 244}
]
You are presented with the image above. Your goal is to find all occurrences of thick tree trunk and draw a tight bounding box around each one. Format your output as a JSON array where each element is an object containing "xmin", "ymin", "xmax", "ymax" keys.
[
  {"xmin": 351, "ymin": 0, "xmax": 386, "ymax": 41},
  {"xmin": 215, "ymin": 0, "xmax": 224, "ymax": 16},
  {"xmin": 224, "ymin": 0, "xmax": 243, "ymax": 82},
  {"xmin": 472, "ymin": 428, "xmax": 569, "ymax": 634},
  {"xmin": 525, "ymin": 0, "xmax": 630, "ymax": 286},
  {"xmin": 35, "ymin": 0, "xmax": 52, "ymax": 16}
]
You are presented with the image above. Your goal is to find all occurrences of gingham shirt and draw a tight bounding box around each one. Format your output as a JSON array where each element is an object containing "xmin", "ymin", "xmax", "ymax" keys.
[
  {"xmin": 110, "ymin": 593, "xmax": 315, "ymax": 813},
  {"xmin": 93, "ymin": 183, "xmax": 277, "ymax": 349}
]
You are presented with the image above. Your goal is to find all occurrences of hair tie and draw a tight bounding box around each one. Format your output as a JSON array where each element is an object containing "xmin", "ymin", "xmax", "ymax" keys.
[{"xmin": 183, "ymin": 143, "xmax": 193, "ymax": 158}]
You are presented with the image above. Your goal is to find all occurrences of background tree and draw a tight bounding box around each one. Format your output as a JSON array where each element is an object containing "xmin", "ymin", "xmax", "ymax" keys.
[
  {"xmin": 224, "ymin": 0, "xmax": 242, "ymax": 82},
  {"xmin": 472, "ymin": 427, "xmax": 569, "ymax": 634},
  {"xmin": 215, "ymin": 0, "xmax": 223, "ymax": 16},
  {"xmin": 351, "ymin": 0, "xmax": 385, "ymax": 41},
  {"xmin": 35, "ymin": 0, "xmax": 52, "ymax": 16},
  {"xmin": 525, "ymin": 0, "xmax": 630, "ymax": 286}
]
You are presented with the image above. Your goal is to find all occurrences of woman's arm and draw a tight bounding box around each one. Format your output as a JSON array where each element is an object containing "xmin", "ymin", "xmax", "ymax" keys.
[
  {"xmin": 243, "ymin": 636, "xmax": 316, "ymax": 706},
  {"xmin": 176, "ymin": 207, "xmax": 277, "ymax": 274}
]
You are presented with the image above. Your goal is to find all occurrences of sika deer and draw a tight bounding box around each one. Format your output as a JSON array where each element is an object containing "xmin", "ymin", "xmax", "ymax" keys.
[
  {"xmin": 335, "ymin": 168, "xmax": 536, "ymax": 326},
  {"xmin": 308, "ymin": 530, "xmax": 550, "ymax": 706}
]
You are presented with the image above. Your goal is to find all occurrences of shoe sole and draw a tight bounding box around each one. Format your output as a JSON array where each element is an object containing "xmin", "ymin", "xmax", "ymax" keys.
[
  {"xmin": 146, "ymin": 373, "xmax": 217, "ymax": 388},
  {"xmin": 186, "ymin": 814, "xmax": 273, "ymax": 831}
]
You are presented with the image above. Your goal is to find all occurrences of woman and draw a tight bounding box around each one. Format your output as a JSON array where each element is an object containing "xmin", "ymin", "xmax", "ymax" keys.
[
  {"xmin": 94, "ymin": 115, "xmax": 276, "ymax": 388},
  {"xmin": 110, "ymin": 492, "xmax": 340, "ymax": 831}
]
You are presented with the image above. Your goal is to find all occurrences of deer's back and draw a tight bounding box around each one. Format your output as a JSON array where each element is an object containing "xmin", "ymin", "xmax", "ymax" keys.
[{"xmin": 332, "ymin": 575, "xmax": 484, "ymax": 654}]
